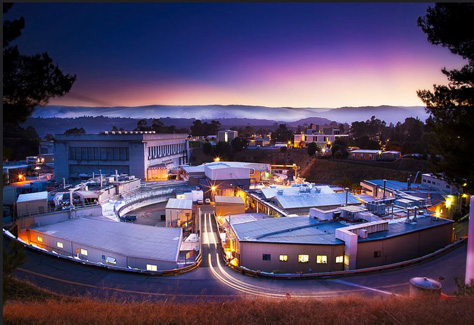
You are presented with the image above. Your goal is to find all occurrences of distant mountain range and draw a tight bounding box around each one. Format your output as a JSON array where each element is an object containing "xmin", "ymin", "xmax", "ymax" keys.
[
  {"xmin": 32, "ymin": 104, "xmax": 428, "ymax": 124},
  {"xmin": 25, "ymin": 104, "xmax": 428, "ymax": 137}
]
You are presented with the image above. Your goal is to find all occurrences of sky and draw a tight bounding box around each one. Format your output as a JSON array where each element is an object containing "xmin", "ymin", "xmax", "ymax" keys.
[{"xmin": 5, "ymin": 3, "xmax": 467, "ymax": 109}]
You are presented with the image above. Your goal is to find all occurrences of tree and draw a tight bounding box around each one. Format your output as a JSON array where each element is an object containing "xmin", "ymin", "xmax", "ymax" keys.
[
  {"xmin": 271, "ymin": 124, "xmax": 293, "ymax": 143},
  {"xmin": 307, "ymin": 142, "xmax": 318, "ymax": 156},
  {"xmin": 417, "ymin": 4, "xmax": 474, "ymax": 191},
  {"xmin": 44, "ymin": 134, "xmax": 55, "ymax": 141},
  {"xmin": 136, "ymin": 119, "xmax": 150, "ymax": 131},
  {"xmin": 231, "ymin": 137, "xmax": 248, "ymax": 152},
  {"xmin": 3, "ymin": 4, "xmax": 75, "ymax": 161},
  {"xmin": 3, "ymin": 4, "xmax": 76, "ymax": 126},
  {"xmin": 64, "ymin": 127, "xmax": 85, "ymax": 134},
  {"xmin": 202, "ymin": 142, "xmax": 213, "ymax": 155}
]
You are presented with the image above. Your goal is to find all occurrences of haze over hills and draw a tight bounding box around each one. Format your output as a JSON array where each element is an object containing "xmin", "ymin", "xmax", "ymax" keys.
[{"xmin": 32, "ymin": 104, "xmax": 428, "ymax": 125}]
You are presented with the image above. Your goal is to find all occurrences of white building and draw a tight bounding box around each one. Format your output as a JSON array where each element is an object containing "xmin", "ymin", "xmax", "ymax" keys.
[
  {"xmin": 54, "ymin": 131, "xmax": 189, "ymax": 182},
  {"xmin": 421, "ymin": 173, "xmax": 460, "ymax": 194},
  {"xmin": 218, "ymin": 130, "xmax": 238, "ymax": 143}
]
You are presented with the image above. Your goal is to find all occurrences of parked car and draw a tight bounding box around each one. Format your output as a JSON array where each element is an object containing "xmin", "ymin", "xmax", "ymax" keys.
[
  {"xmin": 205, "ymin": 198, "xmax": 211, "ymax": 204},
  {"xmin": 121, "ymin": 215, "xmax": 137, "ymax": 222}
]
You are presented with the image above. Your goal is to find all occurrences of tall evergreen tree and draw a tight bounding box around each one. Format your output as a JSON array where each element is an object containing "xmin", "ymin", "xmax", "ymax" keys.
[{"xmin": 417, "ymin": 4, "xmax": 474, "ymax": 192}]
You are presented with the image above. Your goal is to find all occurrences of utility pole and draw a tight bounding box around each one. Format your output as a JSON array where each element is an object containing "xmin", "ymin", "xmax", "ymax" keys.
[{"xmin": 466, "ymin": 196, "xmax": 474, "ymax": 285}]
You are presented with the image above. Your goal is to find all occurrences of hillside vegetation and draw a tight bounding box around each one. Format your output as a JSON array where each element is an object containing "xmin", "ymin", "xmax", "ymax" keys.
[{"xmin": 4, "ymin": 295, "xmax": 474, "ymax": 325}]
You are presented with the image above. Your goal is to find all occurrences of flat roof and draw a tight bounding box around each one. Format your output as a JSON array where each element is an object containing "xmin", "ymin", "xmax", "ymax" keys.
[
  {"xmin": 351, "ymin": 149, "xmax": 381, "ymax": 154},
  {"xmin": 362, "ymin": 216, "xmax": 453, "ymax": 242},
  {"xmin": 166, "ymin": 198, "xmax": 193, "ymax": 210},
  {"xmin": 274, "ymin": 192, "xmax": 360, "ymax": 209},
  {"xmin": 261, "ymin": 185, "xmax": 334, "ymax": 199},
  {"xmin": 232, "ymin": 215, "xmax": 453, "ymax": 245},
  {"xmin": 17, "ymin": 191, "xmax": 48, "ymax": 203},
  {"xmin": 215, "ymin": 196, "xmax": 244, "ymax": 204},
  {"xmin": 31, "ymin": 218, "xmax": 182, "ymax": 263},
  {"xmin": 224, "ymin": 213, "xmax": 270, "ymax": 225},
  {"xmin": 363, "ymin": 179, "xmax": 437, "ymax": 193},
  {"xmin": 231, "ymin": 216, "xmax": 345, "ymax": 245}
]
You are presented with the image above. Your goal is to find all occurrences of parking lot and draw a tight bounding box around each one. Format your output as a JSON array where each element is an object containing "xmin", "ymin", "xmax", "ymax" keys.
[{"xmin": 124, "ymin": 202, "xmax": 167, "ymax": 227}]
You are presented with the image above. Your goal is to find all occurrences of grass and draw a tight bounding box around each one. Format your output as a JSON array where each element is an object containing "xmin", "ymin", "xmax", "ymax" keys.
[
  {"xmin": 4, "ymin": 294, "xmax": 474, "ymax": 324},
  {"xmin": 3, "ymin": 276, "xmax": 77, "ymax": 303}
]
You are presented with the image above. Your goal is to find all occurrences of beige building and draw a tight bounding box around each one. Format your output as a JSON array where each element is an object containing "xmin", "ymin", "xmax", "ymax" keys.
[
  {"xmin": 165, "ymin": 198, "xmax": 193, "ymax": 228},
  {"xmin": 16, "ymin": 191, "xmax": 49, "ymax": 217},
  {"xmin": 215, "ymin": 195, "xmax": 245, "ymax": 216},
  {"xmin": 228, "ymin": 215, "xmax": 453, "ymax": 273}
]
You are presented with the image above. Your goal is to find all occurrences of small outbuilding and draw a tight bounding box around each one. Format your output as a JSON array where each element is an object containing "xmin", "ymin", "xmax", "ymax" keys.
[
  {"xmin": 16, "ymin": 191, "xmax": 49, "ymax": 217},
  {"xmin": 165, "ymin": 198, "xmax": 193, "ymax": 228},
  {"xmin": 215, "ymin": 195, "xmax": 245, "ymax": 216}
]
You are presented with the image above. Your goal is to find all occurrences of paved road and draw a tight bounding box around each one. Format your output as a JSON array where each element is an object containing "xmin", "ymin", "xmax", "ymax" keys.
[{"xmin": 10, "ymin": 211, "xmax": 468, "ymax": 301}]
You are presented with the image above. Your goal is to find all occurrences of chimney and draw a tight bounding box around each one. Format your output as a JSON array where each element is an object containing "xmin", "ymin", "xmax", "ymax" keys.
[
  {"xmin": 407, "ymin": 175, "xmax": 412, "ymax": 190},
  {"xmin": 345, "ymin": 187, "xmax": 349, "ymax": 206},
  {"xmin": 383, "ymin": 179, "xmax": 387, "ymax": 200}
]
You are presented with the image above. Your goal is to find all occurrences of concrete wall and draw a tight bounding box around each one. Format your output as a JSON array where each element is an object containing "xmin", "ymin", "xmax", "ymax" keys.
[
  {"xmin": 356, "ymin": 222, "xmax": 453, "ymax": 268},
  {"xmin": 239, "ymin": 242, "xmax": 345, "ymax": 273}
]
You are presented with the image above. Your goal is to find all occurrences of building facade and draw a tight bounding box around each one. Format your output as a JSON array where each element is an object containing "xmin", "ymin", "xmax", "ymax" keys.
[
  {"xmin": 54, "ymin": 131, "xmax": 189, "ymax": 183},
  {"xmin": 218, "ymin": 130, "xmax": 238, "ymax": 143}
]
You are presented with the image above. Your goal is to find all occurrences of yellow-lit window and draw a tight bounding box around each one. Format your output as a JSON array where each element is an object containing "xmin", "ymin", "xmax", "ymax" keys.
[
  {"xmin": 335, "ymin": 256, "xmax": 343, "ymax": 263},
  {"xmin": 56, "ymin": 241, "xmax": 63, "ymax": 249},
  {"xmin": 37, "ymin": 236, "xmax": 43, "ymax": 242},
  {"xmin": 279, "ymin": 255, "xmax": 288, "ymax": 262},
  {"xmin": 80, "ymin": 249, "xmax": 88, "ymax": 256},
  {"xmin": 146, "ymin": 264, "xmax": 158, "ymax": 271},
  {"xmin": 298, "ymin": 255, "xmax": 309, "ymax": 263},
  {"xmin": 317, "ymin": 255, "xmax": 327, "ymax": 264},
  {"xmin": 344, "ymin": 255, "xmax": 349, "ymax": 266}
]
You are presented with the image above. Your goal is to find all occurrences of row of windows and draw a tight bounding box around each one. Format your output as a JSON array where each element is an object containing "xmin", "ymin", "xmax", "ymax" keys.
[
  {"xmin": 36, "ymin": 235, "xmax": 160, "ymax": 269},
  {"xmin": 148, "ymin": 143, "xmax": 186, "ymax": 160},
  {"xmin": 69, "ymin": 147, "xmax": 129, "ymax": 161},
  {"xmin": 262, "ymin": 254, "xmax": 344, "ymax": 264}
]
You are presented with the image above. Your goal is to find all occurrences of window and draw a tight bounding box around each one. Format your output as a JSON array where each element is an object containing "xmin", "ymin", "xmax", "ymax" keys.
[
  {"xmin": 106, "ymin": 257, "xmax": 117, "ymax": 265},
  {"xmin": 335, "ymin": 256, "xmax": 343, "ymax": 263},
  {"xmin": 344, "ymin": 255, "xmax": 349, "ymax": 266},
  {"xmin": 317, "ymin": 255, "xmax": 327, "ymax": 264},
  {"xmin": 279, "ymin": 255, "xmax": 288, "ymax": 262},
  {"xmin": 56, "ymin": 241, "xmax": 63, "ymax": 249},
  {"xmin": 80, "ymin": 249, "xmax": 88, "ymax": 256},
  {"xmin": 37, "ymin": 236, "xmax": 43, "ymax": 242},
  {"xmin": 374, "ymin": 251, "xmax": 381, "ymax": 258},
  {"xmin": 146, "ymin": 264, "xmax": 158, "ymax": 271},
  {"xmin": 298, "ymin": 255, "xmax": 309, "ymax": 263},
  {"xmin": 262, "ymin": 254, "xmax": 271, "ymax": 261}
]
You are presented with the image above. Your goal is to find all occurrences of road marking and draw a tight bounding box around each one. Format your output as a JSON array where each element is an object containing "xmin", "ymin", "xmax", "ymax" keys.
[{"xmin": 330, "ymin": 279, "xmax": 399, "ymax": 296}]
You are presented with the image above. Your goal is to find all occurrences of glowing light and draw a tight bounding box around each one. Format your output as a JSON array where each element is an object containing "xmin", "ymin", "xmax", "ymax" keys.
[
  {"xmin": 17, "ymin": 174, "xmax": 24, "ymax": 181},
  {"xmin": 322, "ymin": 148, "xmax": 326, "ymax": 153},
  {"xmin": 214, "ymin": 157, "xmax": 220, "ymax": 162},
  {"xmin": 211, "ymin": 186, "xmax": 217, "ymax": 192},
  {"xmin": 445, "ymin": 195, "xmax": 454, "ymax": 209}
]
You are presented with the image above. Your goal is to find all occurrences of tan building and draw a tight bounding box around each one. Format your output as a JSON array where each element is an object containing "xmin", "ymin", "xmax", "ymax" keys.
[
  {"xmin": 165, "ymin": 198, "xmax": 193, "ymax": 228},
  {"xmin": 215, "ymin": 195, "xmax": 245, "ymax": 216},
  {"xmin": 16, "ymin": 191, "xmax": 49, "ymax": 217},
  {"xmin": 228, "ymin": 215, "xmax": 453, "ymax": 273}
]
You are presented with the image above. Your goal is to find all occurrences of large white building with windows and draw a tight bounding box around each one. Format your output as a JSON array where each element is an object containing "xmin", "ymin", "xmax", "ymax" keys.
[{"xmin": 54, "ymin": 131, "xmax": 189, "ymax": 183}]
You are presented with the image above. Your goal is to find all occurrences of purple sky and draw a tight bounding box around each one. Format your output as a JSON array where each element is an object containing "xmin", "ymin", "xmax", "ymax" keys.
[{"xmin": 5, "ymin": 3, "xmax": 466, "ymax": 108}]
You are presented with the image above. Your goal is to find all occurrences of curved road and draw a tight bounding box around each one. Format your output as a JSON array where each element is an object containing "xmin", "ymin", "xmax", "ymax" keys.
[{"xmin": 11, "ymin": 210, "xmax": 468, "ymax": 301}]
